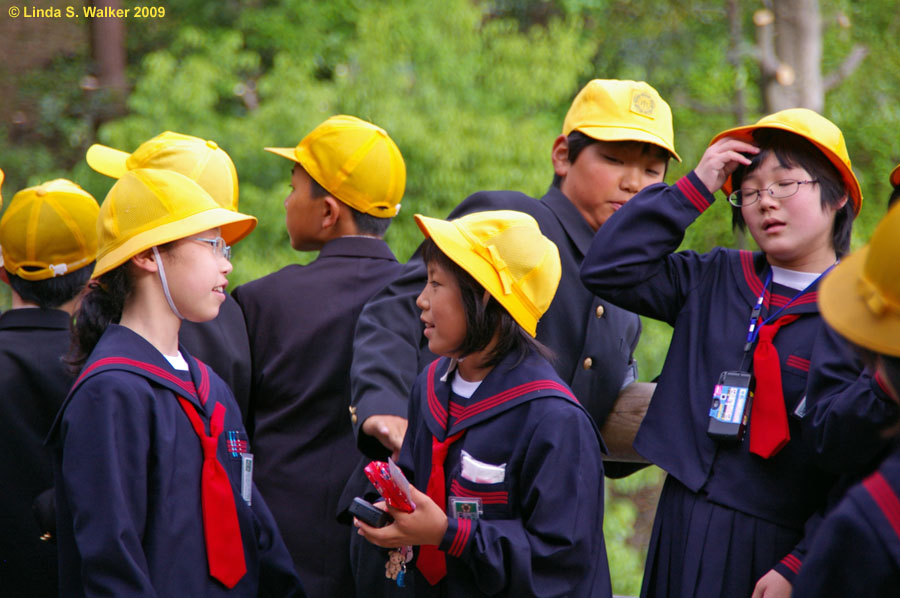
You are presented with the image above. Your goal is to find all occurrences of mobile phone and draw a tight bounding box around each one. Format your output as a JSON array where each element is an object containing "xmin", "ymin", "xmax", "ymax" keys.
[{"xmin": 349, "ymin": 497, "xmax": 393, "ymax": 528}]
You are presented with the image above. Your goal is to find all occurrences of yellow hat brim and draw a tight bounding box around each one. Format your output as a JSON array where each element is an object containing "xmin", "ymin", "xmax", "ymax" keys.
[
  {"xmin": 264, "ymin": 147, "xmax": 300, "ymax": 163},
  {"xmin": 574, "ymin": 124, "xmax": 682, "ymax": 162},
  {"xmin": 819, "ymin": 246, "xmax": 900, "ymax": 358},
  {"xmin": 92, "ymin": 207, "xmax": 256, "ymax": 279},
  {"xmin": 414, "ymin": 214, "xmax": 541, "ymax": 336},
  {"xmin": 86, "ymin": 144, "xmax": 130, "ymax": 178}
]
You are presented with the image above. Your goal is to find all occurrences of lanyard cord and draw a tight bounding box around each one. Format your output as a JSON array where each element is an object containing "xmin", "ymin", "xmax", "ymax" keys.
[{"xmin": 738, "ymin": 264, "xmax": 836, "ymax": 371}]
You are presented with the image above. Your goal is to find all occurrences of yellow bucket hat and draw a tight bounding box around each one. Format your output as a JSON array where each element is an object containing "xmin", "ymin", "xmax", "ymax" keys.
[
  {"xmin": 265, "ymin": 115, "xmax": 406, "ymax": 218},
  {"xmin": 86, "ymin": 131, "xmax": 240, "ymax": 211},
  {"xmin": 0, "ymin": 179, "xmax": 100, "ymax": 281},
  {"xmin": 414, "ymin": 210, "xmax": 561, "ymax": 337},
  {"xmin": 93, "ymin": 169, "xmax": 257, "ymax": 278},
  {"xmin": 0, "ymin": 167, "xmax": 5, "ymax": 208},
  {"xmin": 710, "ymin": 108, "xmax": 863, "ymax": 214},
  {"xmin": 563, "ymin": 79, "xmax": 680, "ymax": 162},
  {"xmin": 819, "ymin": 202, "xmax": 900, "ymax": 357},
  {"xmin": 890, "ymin": 163, "xmax": 900, "ymax": 188}
]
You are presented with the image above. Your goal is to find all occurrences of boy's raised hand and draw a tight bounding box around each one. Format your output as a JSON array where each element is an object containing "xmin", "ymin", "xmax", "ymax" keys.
[
  {"xmin": 354, "ymin": 484, "xmax": 449, "ymax": 549},
  {"xmin": 694, "ymin": 137, "xmax": 759, "ymax": 195}
]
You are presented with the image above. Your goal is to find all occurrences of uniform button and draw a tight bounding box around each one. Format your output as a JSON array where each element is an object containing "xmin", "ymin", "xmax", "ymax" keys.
[
  {"xmin": 351, "ymin": 413, "xmax": 358, "ymax": 425},
  {"xmin": 583, "ymin": 357, "xmax": 593, "ymax": 370},
  {"xmin": 595, "ymin": 305, "xmax": 605, "ymax": 318}
]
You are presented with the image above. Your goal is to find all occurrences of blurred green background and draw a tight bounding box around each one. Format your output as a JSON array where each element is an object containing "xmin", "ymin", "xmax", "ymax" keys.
[{"xmin": 3, "ymin": 1, "xmax": 900, "ymax": 593}]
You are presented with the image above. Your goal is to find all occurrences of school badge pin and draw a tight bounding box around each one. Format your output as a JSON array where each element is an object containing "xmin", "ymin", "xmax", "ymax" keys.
[{"xmin": 630, "ymin": 90, "xmax": 656, "ymax": 118}]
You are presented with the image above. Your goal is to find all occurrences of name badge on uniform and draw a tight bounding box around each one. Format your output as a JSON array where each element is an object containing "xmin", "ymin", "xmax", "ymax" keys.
[
  {"xmin": 449, "ymin": 496, "xmax": 482, "ymax": 520},
  {"xmin": 240, "ymin": 453, "xmax": 253, "ymax": 505}
]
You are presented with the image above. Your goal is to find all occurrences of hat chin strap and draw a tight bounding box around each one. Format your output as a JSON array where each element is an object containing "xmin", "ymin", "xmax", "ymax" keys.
[{"xmin": 152, "ymin": 246, "xmax": 185, "ymax": 320}]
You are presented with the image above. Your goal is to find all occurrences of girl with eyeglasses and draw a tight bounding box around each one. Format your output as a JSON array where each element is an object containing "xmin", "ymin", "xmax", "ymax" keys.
[
  {"xmin": 48, "ymin": 169, "xmax": 305, "ymax": 597},
  {"xmin": 580, "ymin": 109, "xmax": 860, "ymax": 598}
]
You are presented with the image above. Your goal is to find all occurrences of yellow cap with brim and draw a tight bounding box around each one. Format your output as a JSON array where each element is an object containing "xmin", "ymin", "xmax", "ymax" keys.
[
  {"xmin": 890, "ymin": 163, "xmax": 900, "ymax": 188},
  {"xmin": 265, "ymin": 115, "xmax": 406, "ymax": 218},
  {"xmin": 1, "ymin": 179, "xmax": 99, "ymax": 281},
  {"xmin": 93, "ymin": 168, "xmax": 256, "ymax": 279},
  {"xmin": 87, "ymin": 131, "xmax": 240, "ymax": 211},
  {"xmin": 0, "ymin": 167, "xmax": 5, "ymax": 209},
  {"xmin": 563, "ymin": 79, "xmax": 681, "ymax": 162},
  {"xmin": 819, "ymin": 202, "xmax": 900, "ymax": 357},
  {"xmin": 414, "ymin": 210, "xmax": 561, "ymax": 337},
  {"xmin": 710, "ymin": 108, "xmax": 862, "ymax": 214}
]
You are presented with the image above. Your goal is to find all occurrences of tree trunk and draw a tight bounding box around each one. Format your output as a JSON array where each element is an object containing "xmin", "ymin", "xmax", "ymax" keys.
[{"xmin": 88, "ymin": 0, "xmax": 128, "ymax": 120}]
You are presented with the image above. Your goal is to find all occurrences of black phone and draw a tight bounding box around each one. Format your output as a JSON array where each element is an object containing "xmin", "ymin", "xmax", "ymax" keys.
[{"xmin": 349, "ymin": 497, "xmax": 393, "ymax": 528}]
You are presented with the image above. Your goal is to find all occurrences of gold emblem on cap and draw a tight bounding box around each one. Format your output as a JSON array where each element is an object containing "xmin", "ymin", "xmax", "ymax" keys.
[{"xmin": 630, "ymin": 90, "xmax": 656, "ymax": 118}]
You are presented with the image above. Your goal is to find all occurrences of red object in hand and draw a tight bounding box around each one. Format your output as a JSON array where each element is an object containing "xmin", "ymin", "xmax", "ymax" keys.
[{"xmin": 364, "ymin": 460, "xmax": 415, "ymax": 513}]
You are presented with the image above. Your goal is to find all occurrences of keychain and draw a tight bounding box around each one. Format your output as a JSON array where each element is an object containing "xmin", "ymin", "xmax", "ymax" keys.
[{"xmin": 385, "ymin": 545, "xmax": 413, "ymax": 586}]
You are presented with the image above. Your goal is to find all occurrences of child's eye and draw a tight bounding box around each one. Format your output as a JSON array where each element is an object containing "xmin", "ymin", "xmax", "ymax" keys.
[
  {"xmin": 602, "ymin": 154, "xmax": 623, "ymax": 164},
  {"xmin": 646, "ymin": 168, "xmax": 661, "ymax": 177}
]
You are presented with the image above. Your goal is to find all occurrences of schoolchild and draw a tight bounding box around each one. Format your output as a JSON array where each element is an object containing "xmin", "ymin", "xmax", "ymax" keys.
[
  {"xmin": 356, "ymin": 210, "xmax": 611, "ymax": 598},
  {"xmin": 792, "ymin": 199, "xmax": 900, "ymax": 597},
  {"xmin": 231, "ymin": 115, "xmax": 406, "ymax": 597},
  {"xmin": 345, "ymin": 79, "xmax": 678, "ymax": 596},
  {"xmin": 47, "ymin": 168, "xmax": 305, "ymax": 597},
  {"xmin": 0, "ymin": 179, "xmax": 99, "ymax": 596},
  {"xmin": 580, "ymin": 108, "xmax": 861, "ymax": 598},
  {"xmin": 86, "ymin": 132, "xmax": 254, "ymax": 420}
]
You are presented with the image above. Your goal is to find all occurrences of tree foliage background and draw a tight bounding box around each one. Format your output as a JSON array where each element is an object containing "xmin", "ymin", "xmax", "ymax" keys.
[{"xmin": 3, "ymin": 0, "xmax": 900, "ymax": 593}]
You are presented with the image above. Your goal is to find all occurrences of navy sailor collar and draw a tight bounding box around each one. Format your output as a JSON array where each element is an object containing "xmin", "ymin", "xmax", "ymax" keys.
[{"xmin": 729, "ymin": 250, "xmax": 823, "ymax": 317}]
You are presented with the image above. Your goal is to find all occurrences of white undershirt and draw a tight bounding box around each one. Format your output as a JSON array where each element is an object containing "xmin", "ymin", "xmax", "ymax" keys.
[
  {"xmin": 451, "ymin": 375, "xmax": 483, "ymax": 399},
  {"xmin": 164, "ymin": 351, "xmax": 190, "ymax": 371},
  {"xmin": 770, "ymin": 265, "xmax": 821, "ymax": 291}
]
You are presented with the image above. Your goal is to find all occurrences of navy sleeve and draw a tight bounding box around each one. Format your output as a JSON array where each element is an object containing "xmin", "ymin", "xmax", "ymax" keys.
[
  {"xmin": 58, "ymin": 377, "xmax": 157, "ymax": 597},
  {"xmin": 439, "ymin": 406, "xmax": 608, "ymax": 597},
  {"xmin": 580, "ymin": 173, "xmax": 718, "ymax": 325},
  {"xmin": 250, "ymin": 486, "xmax": 308, "ymax": 597},
  {"xmin": 804, "ymin": 322, "xmax": 900, "ymax": 475},
  {"xmin": 350, "ymin": 254, "xmax": 431, "ymax": 458}
]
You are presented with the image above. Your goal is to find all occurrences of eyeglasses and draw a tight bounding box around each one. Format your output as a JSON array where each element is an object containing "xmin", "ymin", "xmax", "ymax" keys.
[
  {"xmin": 727, "ymin": 179, "xmax": 818, "ymax": 207},
  {"xmin": 193, "ymin": 236, "xmax": 232, "ymax": 261}
]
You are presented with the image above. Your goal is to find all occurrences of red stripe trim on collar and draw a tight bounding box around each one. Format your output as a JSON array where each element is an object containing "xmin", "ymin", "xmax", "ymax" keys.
[
  {"xmin": 863, "ymin": 472, "xmax": 900, "ymax": 541},
  {"xmin": 77, "ymin": 357, "xmax": 197, "ymax": 398},
  {"xmin": 676, "ymin": 178, "xmax": 711, "ymax": 212},
  {"xmin": 194, "ymin": 357, "xmax": 210, "ymax": 405},
  {"xmin": 453, "ymin": 380, "xmax": 575, "ymax": 427},
  {"xmin": 426, "ymin": 361, "xmax": 447, "ymax": 431},
  {"xmin": 449, "ymin": 479, "xmax": 508, "ymax": 504},
  {"xmin": 740, "ymin": 251, "xmax": 765, "ymax": 299}
]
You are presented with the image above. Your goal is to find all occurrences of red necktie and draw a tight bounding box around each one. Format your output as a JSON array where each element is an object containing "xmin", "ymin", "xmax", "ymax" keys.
[
  {"xmin": 417, "ymin": 430, "xmax": 465, "ymax": 585},
  {"xmin": 750, "ymin": 314, "xmax": 800, "ymax": 458},
  {"xmin": 177, "ymin": 397, "xmax": 247, "ymax": 588}
]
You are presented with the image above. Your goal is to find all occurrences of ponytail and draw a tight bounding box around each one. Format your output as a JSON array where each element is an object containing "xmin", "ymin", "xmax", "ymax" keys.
[{"xmin": 66, "ymin": 265, "xmax": 132, "ymax": 374}]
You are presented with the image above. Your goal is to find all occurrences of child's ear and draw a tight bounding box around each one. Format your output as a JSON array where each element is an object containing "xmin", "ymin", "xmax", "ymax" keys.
[
  {"xmin": 320, "ymin": 195, "xmax": 342, "ymax": 230},
  {"xmin": 551, "ymin": 134, "xmax": 571, "ymax": 178},
  {"xmin": 130, "ymin": 248, "xmax": 159, "ymax": 273}
]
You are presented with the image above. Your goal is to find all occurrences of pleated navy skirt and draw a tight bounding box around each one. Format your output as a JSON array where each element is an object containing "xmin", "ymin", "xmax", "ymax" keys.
[{"xmin": 641, "ymin": 475, "xmax": 802, "ymax": 598}]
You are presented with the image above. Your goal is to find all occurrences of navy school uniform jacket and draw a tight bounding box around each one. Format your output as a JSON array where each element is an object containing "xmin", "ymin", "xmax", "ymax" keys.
[
  {"xmin": 580, "ymin": 173, "xmax": 839, "ymax": 580},
  {"xmin": 180, "ymin": 294, "xmax": 253, "ymax": 423},
  {"xmin": 792, "ymin": 442, "xmax": 900, "ymax": 597},
  {"xmin": 350, "ymin": 186, "xmax": 640, "ymax": 463},
  {"xmin": 398, "ymin": 350, "xmax": 611, "ymax": 598},
  {"xmin": 0, "ymin": 308, "xmax": 73, "ymax": 596},
  {"xmin": 232, "ymin": 236, "xmax": 402, "ymax": 597},
  {"xmin": 48, "ymin": 324, "xmax": 304, "ymax": 598}
]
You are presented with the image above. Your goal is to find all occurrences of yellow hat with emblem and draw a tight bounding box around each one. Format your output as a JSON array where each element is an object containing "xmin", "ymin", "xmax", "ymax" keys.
[
  {"xmin": 1, "ymin": 179, "xmax": 100, "ymax": 281},
  {"xmin": 563, "ymin": 79, "xmax": 680, "ymax": 162},
  {"xmin": 93, "ymin": 169, "xmax": 256, "ymax": 278},
  {"xmin": 87, "ymin": 131, "xmax": 240, "ymax": 211},
  {"xmin": 265, "ymin": 115, "xmax": 406, "ymax": 218},
  {"xmin": 711, "ymin": 108, "xmax": 863, "ymax": 214},
  {"xmin": 819, "ymin": 201, "xmax": 900, "ymax": 357},
  {"xmin": 414, "ymin": 210, "xmax": 561, "ymax": 337}
]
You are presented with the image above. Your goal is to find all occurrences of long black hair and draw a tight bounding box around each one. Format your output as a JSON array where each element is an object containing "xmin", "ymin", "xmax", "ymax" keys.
[
  {"xmin": 421, "ymin": 238, "xmax": 554, "ymax": 369},
  {"xmin": 66, "ymin": 264, "xmax": 132, "ymax": 373}
]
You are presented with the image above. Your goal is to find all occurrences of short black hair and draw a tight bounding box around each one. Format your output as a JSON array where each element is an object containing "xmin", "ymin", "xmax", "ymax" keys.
[
  {"xmin": 421, "ymin": 238, "xmax": 554, "ymax": 368},
  {"xmin": 854, "ymin": 346, "xmax": 900, "ymax": 437},
  {"xmin": 552, "ymin": 130, "xmax": 671, "ymax": 188},
  {"xmin": 730, "ymin": 129, "xmax": 854, "ymax": 258},
  {"xmin": 8, "ymin": 265, "xmax": 93, "ymax": 309},
  {"xmin": 308, "ymin": 173, "xmax": 392, "ymax": 237},
  {"xmin": 889, "ymin": 183, "xmax": 900, "ymax": 211}
]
